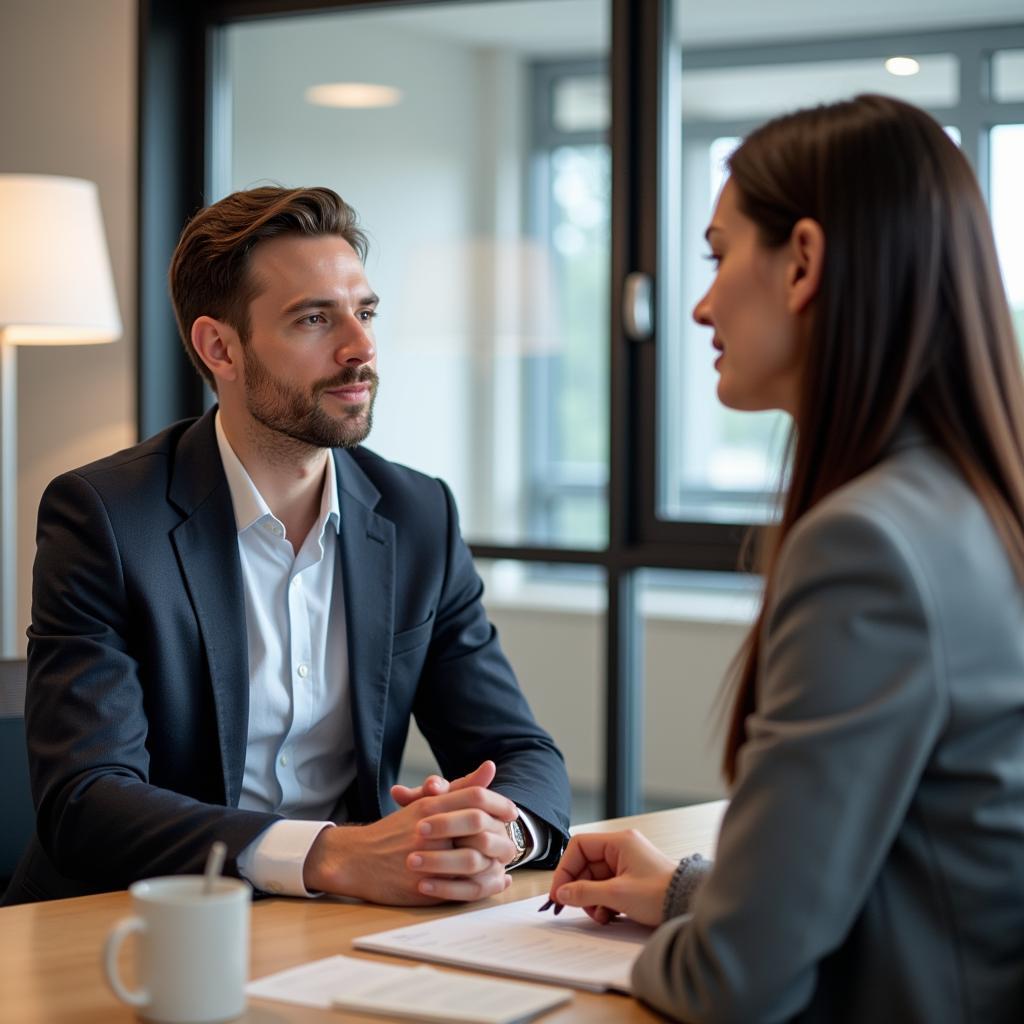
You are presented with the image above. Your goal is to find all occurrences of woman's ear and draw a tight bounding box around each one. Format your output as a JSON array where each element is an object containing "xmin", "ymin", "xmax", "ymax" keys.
[
  {"xmin": 191, "ymin": 316, "xmax": 241, "ymax": 387},
  {"xmin": 787, "ymin": 217, "xmax": 825, "ymax": 314}
]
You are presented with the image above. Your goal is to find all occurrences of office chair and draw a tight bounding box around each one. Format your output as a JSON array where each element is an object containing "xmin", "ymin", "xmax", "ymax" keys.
[{"xmin": 0, "ymin": 659, "xmax": 35, "ymax": 898}]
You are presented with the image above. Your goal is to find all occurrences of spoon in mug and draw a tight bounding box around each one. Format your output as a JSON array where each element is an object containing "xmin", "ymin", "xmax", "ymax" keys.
[{"xmin": 203, "ymin": 840, "xmax": 227, "ymax": 895}]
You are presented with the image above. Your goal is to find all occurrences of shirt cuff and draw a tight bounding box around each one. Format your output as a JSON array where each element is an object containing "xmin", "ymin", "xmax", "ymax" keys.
[
  {"xmin": 511, "ymin": 807, "xmax": 545, "ymax": 869},
  {"xmin": 236, "ymin": 819, "xmax": 334, "ymax": 897}
]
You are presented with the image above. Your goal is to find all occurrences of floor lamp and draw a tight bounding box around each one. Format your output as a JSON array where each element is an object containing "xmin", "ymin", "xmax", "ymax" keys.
[{"xmin": 0, "ymin": 175, "xmax": 122, "ymax": 657}]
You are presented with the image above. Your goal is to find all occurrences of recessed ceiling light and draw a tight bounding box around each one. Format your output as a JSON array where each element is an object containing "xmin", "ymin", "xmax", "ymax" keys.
[
  {"xmin": 885, "ymin": 57, "xmax": 920, "ymax": 77},
  {"xmin": 305, "ymin": 83, "xmax": 403, "ymax": 109}
]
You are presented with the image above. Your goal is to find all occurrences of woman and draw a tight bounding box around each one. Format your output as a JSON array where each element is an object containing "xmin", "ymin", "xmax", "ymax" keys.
[{"xmin": 550, "ymin": 94, "xmax": 1024, "ymax": 1022}]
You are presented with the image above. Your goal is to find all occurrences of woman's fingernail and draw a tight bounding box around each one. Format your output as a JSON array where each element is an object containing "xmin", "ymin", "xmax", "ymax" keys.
[
  {"xmin": 409, "ymin": 854, "xmax": 423, "ymax": 867},
  {"xmin": 419, "ymin": 822, "xmax": 432, "ymax": 836},
  {"xmin": 556, "ymin": 886, "xmax": 570, "ymax": 902},
  {"xmin": 420, "ymin": 881, "xmax": 435, "ymax": 894}
]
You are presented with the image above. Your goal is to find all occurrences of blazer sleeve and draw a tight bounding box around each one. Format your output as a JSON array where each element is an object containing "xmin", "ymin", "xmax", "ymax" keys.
[
  {"xmin": 409, "ymin": 480, "xmax": 571, "ymax": 865},
  {"xmin": 631, "ymin": 500, "xmax": 949, "ymax": 1023},
  {"xmin": 25, "ymin": 471, "xmax": 277, "ymax": 890}
]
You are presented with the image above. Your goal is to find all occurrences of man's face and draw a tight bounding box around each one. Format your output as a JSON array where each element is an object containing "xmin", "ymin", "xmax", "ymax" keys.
[{"xmin": 239, "ymin": 233, "xmax": 379, "ymax": 449}]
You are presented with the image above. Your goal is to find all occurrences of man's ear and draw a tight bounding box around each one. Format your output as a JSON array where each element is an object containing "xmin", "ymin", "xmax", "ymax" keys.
[
  {"xmin": 786, "ymin": 217, "xmax": 825, "ymax": 315},
  {"xmin": 191, "ymin": 316, "xmax": 242, "ymax": 387}
]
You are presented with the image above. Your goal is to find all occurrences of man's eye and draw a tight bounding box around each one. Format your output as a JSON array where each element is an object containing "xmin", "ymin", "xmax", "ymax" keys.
[
  {"xmin": 357, "ymin": 309, "xmax": 378, "ymax": 323},
  {"xmin": 300, "ymin": 313, "xmax": 327, "ymax": 326}
]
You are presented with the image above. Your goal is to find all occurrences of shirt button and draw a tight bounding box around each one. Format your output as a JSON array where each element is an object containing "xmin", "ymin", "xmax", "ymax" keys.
[
  {"xmin": 297, "ymin": 663, "xmax": 309, "ymax": 678},
  {"xmin": 272, "ymin": 524, "xmax": 284, "ymax": 537},
  {"xmin": 279, "ymin": 754, "xmax": 288, "ymax": 767}
]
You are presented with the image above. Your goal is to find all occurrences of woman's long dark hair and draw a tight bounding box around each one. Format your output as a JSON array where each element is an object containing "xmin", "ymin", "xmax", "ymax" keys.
[{"xmin": 723, "ymin": 94, "xmax": 1024, "ymax": 783}]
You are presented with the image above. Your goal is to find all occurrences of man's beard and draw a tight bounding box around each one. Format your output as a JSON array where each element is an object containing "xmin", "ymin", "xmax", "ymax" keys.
[{"xmin": 242, "ymin": 346, "xmax": 378, "ymax": 451}]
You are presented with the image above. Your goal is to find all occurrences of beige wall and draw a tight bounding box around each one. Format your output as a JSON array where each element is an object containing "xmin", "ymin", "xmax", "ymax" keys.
[{"xmin": 0, "ymin": 0, "xmax": 137, "ymax": 653}]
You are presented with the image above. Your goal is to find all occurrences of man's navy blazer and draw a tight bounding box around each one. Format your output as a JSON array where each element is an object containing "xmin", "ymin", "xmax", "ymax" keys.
[{"xmin": 6, "ymin": 409, "xmax": 570, "ymax": 903}]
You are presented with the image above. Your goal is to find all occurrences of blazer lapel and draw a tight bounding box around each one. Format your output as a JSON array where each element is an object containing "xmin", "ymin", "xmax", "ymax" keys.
[
  {"xmin": 168, "ymin": 410, "xmax": 250, "ymax": 807},
  {"xmin": 334, "ymin": 449, "xmax": 395, "ymax": 819}
]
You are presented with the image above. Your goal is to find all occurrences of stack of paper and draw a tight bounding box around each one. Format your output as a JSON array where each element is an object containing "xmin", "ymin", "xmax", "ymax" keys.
[{"xmin": 247, "ymin": 954, "xmax": 573, "ymax": 1023}]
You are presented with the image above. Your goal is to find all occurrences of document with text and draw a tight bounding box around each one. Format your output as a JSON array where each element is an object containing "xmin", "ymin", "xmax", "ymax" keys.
[{"xmin": 354, "ymin": 894, "xmax": 671, "ymax": 993}]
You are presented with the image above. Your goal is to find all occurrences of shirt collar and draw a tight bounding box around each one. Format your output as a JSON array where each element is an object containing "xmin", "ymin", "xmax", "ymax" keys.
[{"xmin": 214, "ymin": 410, "xmax": 341, "ymax": 537}]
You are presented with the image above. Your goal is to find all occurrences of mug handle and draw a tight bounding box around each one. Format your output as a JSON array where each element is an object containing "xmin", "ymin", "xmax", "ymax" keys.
[{"xmin": 103, "ymin": 915, "xmax": 150, "ymax": 1008}]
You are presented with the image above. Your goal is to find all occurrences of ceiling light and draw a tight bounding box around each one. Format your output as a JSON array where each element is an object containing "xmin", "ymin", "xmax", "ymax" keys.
[
  {"xmin": 885, "ymin": 57, "xmax": 920, "ymax": 77},
  {"xmin": 305, "ymin": 83, "xmax": 403, "ymax": 109}
]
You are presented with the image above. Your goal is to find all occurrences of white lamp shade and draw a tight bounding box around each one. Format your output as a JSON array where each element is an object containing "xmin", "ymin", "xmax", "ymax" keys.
[{"xmin": 0, "ymin": 174, "xmax": 122, "ymax": 345}]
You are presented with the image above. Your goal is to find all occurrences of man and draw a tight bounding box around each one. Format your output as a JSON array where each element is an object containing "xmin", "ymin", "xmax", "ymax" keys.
[{"xmin": 4, "ymin": 186, "xmax": 570, "ymax": 906}]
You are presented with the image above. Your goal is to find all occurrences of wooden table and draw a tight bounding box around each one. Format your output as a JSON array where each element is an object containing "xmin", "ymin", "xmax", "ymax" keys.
[{"xmin": 0, "ymin": 801, "xmax": 726, "ymax": 1023}]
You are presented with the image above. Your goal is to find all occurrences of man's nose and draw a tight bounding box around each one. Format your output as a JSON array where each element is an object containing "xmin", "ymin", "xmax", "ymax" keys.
[{"xmin": 335, "ymin": 316, "xmax": 376, "ymax": 366}]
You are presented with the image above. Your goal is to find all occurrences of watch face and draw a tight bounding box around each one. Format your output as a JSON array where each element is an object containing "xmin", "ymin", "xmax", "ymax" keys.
[{"xmin": 508, "ymin": 818, "xmax": 525, "ymax": 850}]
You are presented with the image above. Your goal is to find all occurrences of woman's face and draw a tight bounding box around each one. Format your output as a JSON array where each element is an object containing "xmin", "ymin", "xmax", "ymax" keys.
[{"xmin": 693, "ymin": 179, "xmax": 806, "ymax": 416}]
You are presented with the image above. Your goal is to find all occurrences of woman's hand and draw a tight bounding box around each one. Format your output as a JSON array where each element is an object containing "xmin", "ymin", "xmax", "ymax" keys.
[{"xmin": 549, "ymin": 829, "xmax": 677, "ymax": 927}]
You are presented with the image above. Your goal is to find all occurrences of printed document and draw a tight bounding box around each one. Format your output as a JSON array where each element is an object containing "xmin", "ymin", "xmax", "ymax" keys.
[{"xmin": 354, "ymin": 894, "xmax": 670, "ymax": 993}]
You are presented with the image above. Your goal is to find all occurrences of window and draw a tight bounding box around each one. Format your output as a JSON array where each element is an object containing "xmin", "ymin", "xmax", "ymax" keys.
[
  {"xmin": 220, "ymin": 0, "xmax": 610, "ymax": 550},
  {"xmin": 993, "ymin": 48, "xmax": 1024, "ymax": 102},
  {"xmin": 528, "ymin": 67, "xmax": 611, "ymax": 545},
  {"xmin": 991, "ymin": 124, "xmax": 1024, "ymax": 347},
  {"xmin": 141, "ymin": 1, "xmax": 1024, "ymax": 818},
  {"xmin": 524, "ymin": 32, "xmax": 1021, "ymax": 529}
]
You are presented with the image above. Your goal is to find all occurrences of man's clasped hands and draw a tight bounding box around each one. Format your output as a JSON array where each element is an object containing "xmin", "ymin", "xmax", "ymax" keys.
[
  {"xmin": 302, "ymin": 759, "xmax": 520, "ymax": 905},
  {"xmin": 302, "ymin": 756, "xmax": 683, "ymax": 929}
]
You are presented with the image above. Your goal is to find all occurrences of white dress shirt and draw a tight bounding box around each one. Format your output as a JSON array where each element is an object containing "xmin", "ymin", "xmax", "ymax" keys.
[
  {"xmin": 216, "ymin": 416, "xmax": 345, "ymax": 894},
  {"xmin": 215, "ymin": 414, "xmax": 541, "ymax": 897}
]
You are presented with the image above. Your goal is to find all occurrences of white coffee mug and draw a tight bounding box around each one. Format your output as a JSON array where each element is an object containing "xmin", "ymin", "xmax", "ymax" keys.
[{"xmin": 103, "ymin": 875, "xmax": 251, "ymax": 1023}]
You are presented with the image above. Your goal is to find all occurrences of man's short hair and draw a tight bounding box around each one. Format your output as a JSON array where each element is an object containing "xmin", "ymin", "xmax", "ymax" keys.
[{"xmin": 168, "ymin": 186, "xmax": 368, "ymax": 388}]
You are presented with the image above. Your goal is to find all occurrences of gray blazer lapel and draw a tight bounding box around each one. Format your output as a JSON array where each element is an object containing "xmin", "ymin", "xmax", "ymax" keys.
[
  {"xmin": 168, "ymin": 411, "xmax": 249, "ymax": 807},
  {"xmin": 334, "ymin": 449, "xmax": 395, "ymax": 819}
]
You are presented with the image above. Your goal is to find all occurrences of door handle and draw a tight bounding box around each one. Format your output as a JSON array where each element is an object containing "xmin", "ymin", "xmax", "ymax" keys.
[{"xmin": 622, "ymin": 272, "xmax": 653, "ymax": 341}]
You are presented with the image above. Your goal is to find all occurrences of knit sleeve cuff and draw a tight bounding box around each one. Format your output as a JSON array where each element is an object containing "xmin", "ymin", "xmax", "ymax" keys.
[{"xmin": 662, "ymin": 852, "xmax": 712, "ymax": 921}]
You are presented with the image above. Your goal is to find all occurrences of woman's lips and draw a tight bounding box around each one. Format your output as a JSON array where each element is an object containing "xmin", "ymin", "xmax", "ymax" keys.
[{"xmin": 713, "ymin": 338, "xmax": 724, "ymax": 369}]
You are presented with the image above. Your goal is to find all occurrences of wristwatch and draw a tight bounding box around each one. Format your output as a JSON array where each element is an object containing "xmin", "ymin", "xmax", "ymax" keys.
[{"xmin": 505, "ymin": 816, "xmax": 531, "ymax": 867}]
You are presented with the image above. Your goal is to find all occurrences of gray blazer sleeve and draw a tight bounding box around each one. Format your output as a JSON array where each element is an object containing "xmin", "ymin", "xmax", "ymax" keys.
[{"xmin": 631, "ymin": 499, "xmax": 949, "ymax": 1023}]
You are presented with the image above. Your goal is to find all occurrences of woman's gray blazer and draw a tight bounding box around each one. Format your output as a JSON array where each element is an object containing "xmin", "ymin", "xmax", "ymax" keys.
[{"xmin": 632, "ymin": 429, "xmax": 1024, "ymax": 1023}]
